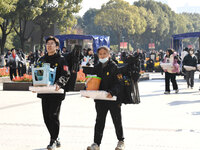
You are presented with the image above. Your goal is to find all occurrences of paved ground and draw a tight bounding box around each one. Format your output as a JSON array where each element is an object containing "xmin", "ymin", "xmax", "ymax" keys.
[{"xmin": 1, "ymin": 73, "xmax": 200, "ymax": 150}]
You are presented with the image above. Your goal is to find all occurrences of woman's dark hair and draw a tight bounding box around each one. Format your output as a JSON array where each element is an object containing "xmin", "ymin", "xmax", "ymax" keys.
[
  {"xmin": 11, "ymin": 48, "xmax": 15, "ymax": 52},
  {"xmin": 189, "ymin": 48, "xmax": 194, "ymax": 52},
  {"xmin": 86, "ymin": 48, "xmax": 92, "ymax": 55},
  {"xmin": 166, "ymin": 48, "xmax": 173, "ymax": 56},
  {"xmin": 46, "ymin": 36, "xmax": 60, "ymax": 46},
  {"xmin": 184, "ymin": 47, "xmax": 189, "ymax": 52}
]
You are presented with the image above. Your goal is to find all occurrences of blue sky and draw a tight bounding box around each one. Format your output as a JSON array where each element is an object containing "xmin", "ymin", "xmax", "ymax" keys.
[{"xmin": 78, "ymin": 0, "xmax": 200, "ymax": 16}]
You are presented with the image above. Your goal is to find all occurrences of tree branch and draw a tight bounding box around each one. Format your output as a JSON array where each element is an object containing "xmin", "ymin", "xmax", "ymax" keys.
[{"xmin": 24, "ymin": 27, "xmax": 34, "ymax": 41}]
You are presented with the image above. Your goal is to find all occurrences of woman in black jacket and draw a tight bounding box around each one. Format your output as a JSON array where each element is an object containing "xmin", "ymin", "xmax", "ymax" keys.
[
  {"xmin": 6, "ymin": 49, "xmax": 20, "ymax": 80},
  {"xmin": 182, "ymin": 48, "xmax": 197, "ymax": 89},
  {"xmin": 86, "ymin": 46, "xmax": 124, "ymax": 150},
  {"xmin": 37, "ymin": 36, "xmax": 70, "ymax": 150}
]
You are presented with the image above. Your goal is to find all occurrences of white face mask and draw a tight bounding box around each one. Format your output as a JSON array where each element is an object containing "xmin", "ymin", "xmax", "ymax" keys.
[
  {"xmin": 189, "ymin": 51, "xmax": 193, "ymax": 55},
  {"xmin": 99, "ymin": 57, "xmax": 109, "ymax": 63}
]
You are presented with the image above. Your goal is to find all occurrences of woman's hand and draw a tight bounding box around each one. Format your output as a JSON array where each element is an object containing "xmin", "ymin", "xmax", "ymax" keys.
[
  {"xmin": 107, "ymin": 93, "xmax": 113, "ymax": 98},
  {"xmin": 55, "ymin": 84, "xmax": 60, "ymax": 91}
]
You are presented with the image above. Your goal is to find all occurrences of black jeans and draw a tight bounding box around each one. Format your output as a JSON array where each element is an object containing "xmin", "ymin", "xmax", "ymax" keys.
[
  {"xmin": 9, "ymin": 67, "xmax": 17, "ymax": 80},
  {"xmin": 186, "ymin": 70, "xmax": 195, "ymax": 87},
  {"xmin": 42, "ymin": 98, "xmax": 62, "ymax": 141},
  {"xmin": 18, "ymin": 62, "xmax": 23, "ymax": 77},
  {"xmin": 165, "ymin": 72, "xmax": 178, "ymax": 92},
  {"xmin": 66, "ymin": 72, "xmax": 77, "ymax": 91},
  {"xmin": 94, "ymin": 101, "xmax": 124, "ymax": 145}
]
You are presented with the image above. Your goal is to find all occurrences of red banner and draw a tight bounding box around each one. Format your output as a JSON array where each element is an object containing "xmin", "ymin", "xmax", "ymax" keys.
[
  {"xmin": 149, "ymin": 43, "xmax": 155, "ymax": 49},
  {"xmin": 120, "ymin": 42, "xmax": 127, "ymax": 49}
]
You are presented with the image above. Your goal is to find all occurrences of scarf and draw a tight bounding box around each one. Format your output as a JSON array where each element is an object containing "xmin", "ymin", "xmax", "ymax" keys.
[{"xmin": 12, "ymin": 53, "xmax": 16, "ymax": 59}]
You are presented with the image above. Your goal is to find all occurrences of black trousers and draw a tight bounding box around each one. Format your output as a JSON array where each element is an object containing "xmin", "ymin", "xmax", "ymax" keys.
[
  {"xmin": 18, "ymin": 64, "xmax": 26, "ymax": 77},
  {"xmin": 66, "ymin": 72, "xmax": 77, "ymax": 91},
  {"xmin": 42, "ymin": 98, "xmax": 62, "ymax": 141},
  {"xmin": 186, "ymin": 70, "xmax": 195, "ymax": 87},
  {"xmin": 9, "ymin": 67, "xmax": 17, "ymax": 80},
  {"xmin": 94, "ymin": 101, "xmax": 124, "ymax": 145},
  {"xmin": 165, "ymin": 72, "xmax": 178, "ymax": 92}
]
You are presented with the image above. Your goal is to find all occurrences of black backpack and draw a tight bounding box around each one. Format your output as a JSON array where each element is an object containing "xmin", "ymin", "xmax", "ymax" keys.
[{"xmin": 117, "ymin": 55, "xmax": 141, "ymax": 104}]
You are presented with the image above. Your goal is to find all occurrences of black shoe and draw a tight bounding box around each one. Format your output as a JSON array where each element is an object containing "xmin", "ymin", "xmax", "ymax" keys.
[
  {"xmin": 47, "ymin": 140, "xmax": 56, "ymax": 150},
  {"xmin": 56, "ymin": 138, "xmax": 61, "ymax": 148}
]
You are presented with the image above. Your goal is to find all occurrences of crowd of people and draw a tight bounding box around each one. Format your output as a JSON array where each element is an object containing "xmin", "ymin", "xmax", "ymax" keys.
[
  {"xmin": 3, "ymin": 48, "xmax": 44, "ymax": 80},
  {"xmin": 2, "ymin": 36, "xmax": 200, "ymax": 150},
  {"xmin": 3, "ymin": 45, "xmax": 200, "ymax": 93},
  {"xmin": 160, "ymin": 47, "xmax": 200, "ymax": 94},
  {"xmin": 3, "ymin": 44, "xmax": 200, "ymax": 89}
]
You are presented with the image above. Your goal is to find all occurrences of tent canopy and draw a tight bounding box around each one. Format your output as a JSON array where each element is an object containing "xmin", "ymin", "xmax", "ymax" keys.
[
  {"xmin": 172, "ymin": 32, "xmax": 200, "ymax": 53},
  {"xmin": 54, "ymin": 34, "xmax": 110, "ymax": 53},
  {"xmin": 172, "ymin": 32, "xmax": 200, "ymax": 40}
]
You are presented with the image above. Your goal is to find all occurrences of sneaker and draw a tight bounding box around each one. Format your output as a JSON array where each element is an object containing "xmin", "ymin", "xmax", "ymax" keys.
[
  {"xmin": 164, "ymin": 91, "xmax": 170, "ymax": 94},
  {"xmin": 175, "ymin": 89, "xmax": 179, "ymax": 93},
  {"xmin": 47, "ymin": 141, "xmax": 56, "ymax": 150},
  {"xmin": 56, "ymin": 138, "xmax": 61, "ymax": 148},
  {"xmin": 115, "ymin": 141, "xmax": 125, "ymax": 150},
  {"xmin": 87, "ymin": 143, "xmax": 100, "ymax": 150}
]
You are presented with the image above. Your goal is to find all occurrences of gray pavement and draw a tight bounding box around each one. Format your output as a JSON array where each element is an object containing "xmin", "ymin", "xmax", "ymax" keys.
[{"xmin": 1, "ymin": 73, "xmax": 200, "ymax": 150}]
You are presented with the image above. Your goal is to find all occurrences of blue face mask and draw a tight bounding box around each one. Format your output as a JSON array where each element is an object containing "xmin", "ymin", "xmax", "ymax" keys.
[{"xmin": 99, "ymin": 57, "xmax": 109, "ymax": 63}]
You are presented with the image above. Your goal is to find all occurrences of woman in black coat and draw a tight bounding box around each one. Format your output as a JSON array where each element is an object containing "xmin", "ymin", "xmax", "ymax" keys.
[
  {"xmin": 182, "ymin": 48, "xmax": 197, "ymax": 89},
  {"xmin": 86, "ymin": 46, "xmax": 125, "ymax": 150}
]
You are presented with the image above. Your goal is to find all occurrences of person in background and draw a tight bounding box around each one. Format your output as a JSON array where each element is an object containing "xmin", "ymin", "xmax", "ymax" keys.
[
  {"xmin": 27, "ymin": 51, "xmax": 35, "ymax": 74},
  {"xmin": 40, "ymin": 50, "xmax": 45, "ymax": 57},
  {"xmin": 16, "ymin": 49, "xmax": 26, "ymax": 77},
  {"xmin": 4, "ymin": 50, "xmax": 11, "ymax": 66},
  {"xmin": 37, "ymin": 36, "xmax": 70, "ymax": 150},
  {"xmin": 149, "ymin": 50, "xmax": 156, "ymax": 62},
  {"xmin": 146, "ymin": 58, "xmax": 154, "ymax": 72},
  {"xmin": 110, "ymin": 48, "xmax": 118, "ymax": 64},
  {"xmin": 34, "ymin": 49, "xmax": 40, "ymax": 63},
  {"xmin": 181, "ymin": 47, "xmax": 189, "ymax": 62},
  {"xmin": 181, "ymin": 47, "xmax": 189, "ymax": 79},
  {"xmin": 6, "ymin": 48, "xmax": 20, "ymax": 80},
  {"xmin": 140, "ymin": 49, "xmax": 146, "ymax": 71},
  {"xmin": 182, "ymin": 48, "xmax": 197, "ymax": 89},
  {"xmin": 158, "ymin": 49, "xmax": 164, "ymax": 62},
  {"xmin": 162, "ymin": 49, "xmax": 179, "ymax": 94},
  {"xmin": 82, "ymin": 48, "xmax": 87, "ymax": 57},
  {"xmin": 63, "ymin": 45, "xmax": 83, "ymax": 91},
  {"xmin": 120, "ymin": 51, "xmax": 127, "ymax": 63},
  {"xmin": 158, "ymin": 50, "xmax": 165, "ymax": 74},
  {"xmin": 195, "ymin": 49, "xmax": 200, "ymax": 64},
  {"xmin": 84, "ymin": 48, "xmax": 98, "ymax": 66},
  {"xmin": 61, "ymin": 47, "xmax": 68, "ymax": 55},
  {"xmin": 86, "ymin": 46, "xmax": 125, "ymax": 150}
]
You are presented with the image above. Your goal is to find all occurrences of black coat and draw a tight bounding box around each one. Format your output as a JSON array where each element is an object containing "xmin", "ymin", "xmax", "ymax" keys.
[
  {"xmin": 83, "ymin": 56, "xmax": 141, "ymax": 105},
  {"xmin": 183, "ymin": 54, "xmax": 197, "ymax": 67},
  {"xmin": 37, "ymin": 53, "xmax": 70, "ymax": 100},
  {"xmin": 84, "ymin": 59, "xmax": 121, "ymax": 103},
  {"xmin": 63, "ymin": 47, "xmax": 84, "ymax": 72}
]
